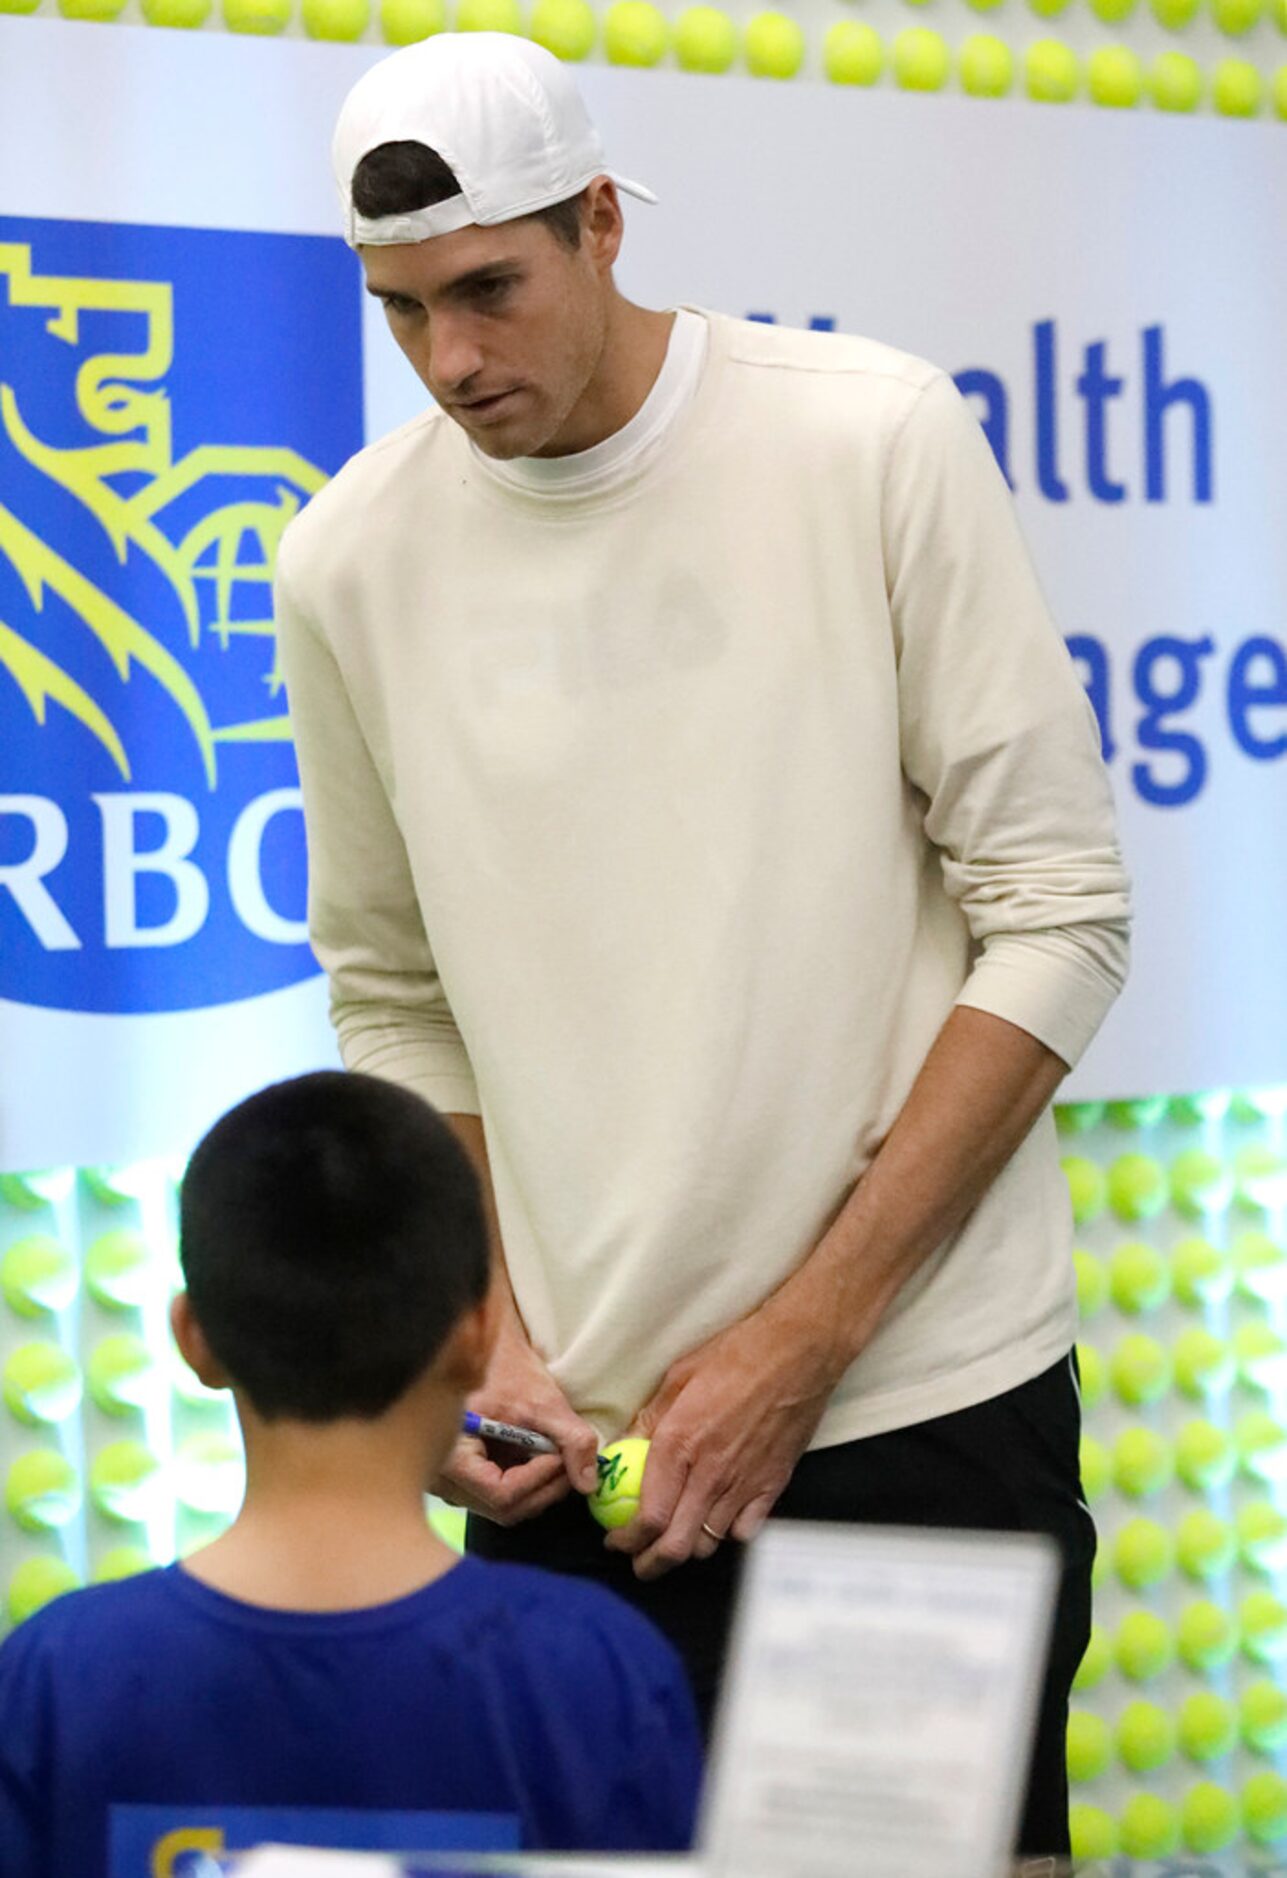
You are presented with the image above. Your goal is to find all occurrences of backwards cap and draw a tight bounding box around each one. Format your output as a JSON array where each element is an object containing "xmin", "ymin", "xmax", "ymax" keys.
[{"xmin": 332, "ymin": 33, "xmax": 658, "ymax": 248}]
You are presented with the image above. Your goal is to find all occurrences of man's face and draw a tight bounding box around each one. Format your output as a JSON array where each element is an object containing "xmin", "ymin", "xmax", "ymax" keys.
[{"xmin": 361, "ymin": 210, "xmax": 610, "ymax": 460}]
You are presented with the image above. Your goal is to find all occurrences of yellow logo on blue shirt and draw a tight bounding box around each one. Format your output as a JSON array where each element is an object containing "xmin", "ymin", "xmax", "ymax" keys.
[{"xmin": 0, "ymin": 218, "xmax": 363, "ymax": 1013}]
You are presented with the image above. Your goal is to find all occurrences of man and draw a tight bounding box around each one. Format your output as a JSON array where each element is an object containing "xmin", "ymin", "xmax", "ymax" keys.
[{"xmin": 274, "ymin": 32, "xmax": 1130, "ymax": 1858}]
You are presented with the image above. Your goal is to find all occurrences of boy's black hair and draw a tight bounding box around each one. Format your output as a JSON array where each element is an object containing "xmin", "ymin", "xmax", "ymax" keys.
[
  {"xmin": 179, "ymin": 1071, "xmax": 489, "ymax": 1422},
  {"xmin": 351, "ymin": 139, "xmax": 586, "ymax": 250}
]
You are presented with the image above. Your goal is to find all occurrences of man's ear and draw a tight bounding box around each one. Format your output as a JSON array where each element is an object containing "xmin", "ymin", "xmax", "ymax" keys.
[
  {"xmin": 437, "ymin": 1286, "xmax": 500, "ymax": 1396},
  {"xmin": 170, "ymin": 1291, "xmax": 231, "ymax": 1391}
]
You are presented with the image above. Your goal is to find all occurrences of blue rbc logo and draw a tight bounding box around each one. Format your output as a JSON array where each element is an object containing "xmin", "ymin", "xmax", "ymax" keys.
[{"xmin": 0, "ymin": 216, "xmax": 363, "ymax": 1013}]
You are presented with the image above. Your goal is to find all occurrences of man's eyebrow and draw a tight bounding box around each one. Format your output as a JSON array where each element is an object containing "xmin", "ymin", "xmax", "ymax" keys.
[{"xmin": 364, "ymin": 261, "xmax": 522, "ymax": 302}]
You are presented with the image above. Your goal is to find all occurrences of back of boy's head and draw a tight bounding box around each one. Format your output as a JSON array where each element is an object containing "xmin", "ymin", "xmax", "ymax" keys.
[{"xmin": 179, "ymin": 1071, "xmax": 489, "ymax": 1422}]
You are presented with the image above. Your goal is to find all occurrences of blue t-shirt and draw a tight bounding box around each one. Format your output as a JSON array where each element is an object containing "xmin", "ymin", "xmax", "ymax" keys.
[{"xmin": 0, "ymin": 1555, "xmax": 702, "ymax": 1878}]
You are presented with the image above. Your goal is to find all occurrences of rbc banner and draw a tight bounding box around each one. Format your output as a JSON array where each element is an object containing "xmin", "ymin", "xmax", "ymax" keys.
[{"xmin": 0, "ymin": 20, "xmax": 1284, "ymax": 1168}]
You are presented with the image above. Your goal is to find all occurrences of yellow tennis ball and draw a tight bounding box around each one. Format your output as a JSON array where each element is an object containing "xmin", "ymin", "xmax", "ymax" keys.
[
  {"xmin": 90, "ymin": 1441, "xmax": 163, "ymax": 1524},
  {"xmin": 1233, "ymin": 1230, "xmax": 1287, "ymax": 1302},
  {"xmin": 1113, "ymin": 1426, "xmax": 1173, "ymax": 1498},
  {"xmin": 1117, "ymin": 1699, "xmax": 1177, "ymax": 1774},
  {"xmin": 1243, "ymin": 1770, "xmax": 1287, "ymax": 1845},
  {"xmin": 142, "ymin": 0, "xmax": 212, "ymax": 22},
  {"xmin": 1241, "ymin": 1678, "xmax": 1287, "ymax": 1752},
  {"xmin": 1171, "ymin": 1236, "xmax": 1231, "ymax": 1307},
  {"xmin": 0, "ymin": 1169, "xmax": 74, "ymax": 1210},
  {"xmin": 1236, "ymin": 1409, "xmax": 1287, "ymax": 1482},
  {"xmin": 7, "ymin": 1556, "xmax": 79, "ymax": 1626},
  {"xmin": 223, "ymin": 0, "xmax": 292, "ymax": 28},
  {"xmin": 1182, "ymin": 1782, "xmax": 1240, "ymax": 1854},
  {"xmin": 1240, "ymin": 1589, "xmax": 1287, "ymax": 1664},
  {"xmin": 1062, "ymin": 1156, "xmax": 1107, "ymax": 1226},
  {"xmin": 673, "ymin": 3, "xmax": 737, "ymax": 68},
  {"xmin": 2, "ymin": 1342, "xmax": 82, "ymax": 1427},
  {"xmin": 1178, "ymin": 1692, "xmax": 1238, "ymax": 1763},
  {"xmin": 1234, "ymin": 1321, "xmax": 1287, "ymax": 1391},
  {"xmin": 603, "ymin": 0, "xmax": 668, "ymax": 62},
  {"xmin": 1109, "ymin": 1240, "xmax": 1170, "ymax": 1313},
  {"xmin": 1212, "ymin": 0, "xmax": 1263, "ymax": 21},
  {"xmin": 456, "ymin": 0, "xmax": 523, "ymax": 22},
  {"xmin": 379, "ymin": 0, "xmax": 446, "ymax": 37},
  {"xmin": 1069, "ymin": 1803, "xmax": 1117, "ymax": 1861},
  {"xmin": 87, "ymin": 1335, "xmax": 155, "ymax": 1416},
  {"xmin": 1, "ymin": 1235, "xmax": 78, "ymax": 1318},
  {"xmin": 745, "ymin": 11, "xmax": 805, "ymax": 77},
  {"xmin": 1107, "ymin": 1153, "xmax": 1166, "ymax": 1221},
  {"xmin": 1110, "ymin": 1333, "xmax": 1171, "ymax": 1406},
  {"xmin": 83, "ymin": 1230, "xmax": 152, "ymax": 1312},
  {"xmin": 1177, "ymin": 1598, "xmax": 1238, "ymax": 1672},
  {"xmin": 892, "ymin": 26, "xmax": 950, "ymax": 90},
  {"xmin": 1116, "ymin": 1607, "xmax": 1175, "ymax": 1679},
  {"xmin": 1067, "ymin": 1708, "xmax": 1112, "ymax": 1782},
  {"xmin": 1237, "ymin": 1500, "xmax": 1287, "ymax": 1573},
  {"xmin": 5, "ymin": 1448, "xmax": 81, "ymax": 1533},
  {"xmin": 1171, "ymin": 1506, "xmax": 1228, "ymax": 1587},
  {"xmin": 1174, "ymin": 1420, "xmax": 1235, "ymax": 1493},
  {"xmin": 1088, "ymin": 44, "xmax": 1144, "ymax": 106},
  {"xmin": 823, "ymin": 20, "xmax": 883, "ymax": 84},
  {"xmin": 588, "ymin": 1438, "xmax": 650, "ymax": 1529},
  {"xmin": 959, "ymin": 33, "xmax": 1013, "ymax": 95},
  {"xmin": 1120, "ymin": 1792, "xmax": 1180, "ymax": 1859},
  {"xmin": 56, "ymin": 0, "xmax": 128, "ymax": 18},
  {"xmin": 1025, "ymin": 38, "xmax": 1080, "ymax": 100},
  {"xmin": 1172, "ymin": 1328, "xmax": 1234, "ymax": 1401},
  {"xmin": 1236, "ymin": 1145, "xmax": 1287, "ymax": 1210},
  {"xmin": 1169, "ymin": 1148, "xmax": 1232, "ymax": 1217},
  {"xmin": 301, "ymin": 0, "xmax": 369, "ymax": 31},
  {"xmin": 530, "ymin": 0, "xmax": 593, "ymax": 48}
]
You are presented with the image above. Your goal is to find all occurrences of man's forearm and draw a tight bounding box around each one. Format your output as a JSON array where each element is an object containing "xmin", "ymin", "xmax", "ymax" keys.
[{"xmin": 762, "ymin": 1005, "xmax": 1070, "ymax": 1381}]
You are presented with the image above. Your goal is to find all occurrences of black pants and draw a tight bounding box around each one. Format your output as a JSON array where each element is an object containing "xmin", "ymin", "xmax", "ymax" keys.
[{"xmin": 467, "ymin": 1353, "xmax": 1094, "ymax": 1861}]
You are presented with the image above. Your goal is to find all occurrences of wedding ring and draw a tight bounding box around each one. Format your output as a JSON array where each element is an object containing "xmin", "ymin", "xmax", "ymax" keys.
[{"xmin": 701, "ymin": 1521, "xmax": 724, "ymax": 1542}]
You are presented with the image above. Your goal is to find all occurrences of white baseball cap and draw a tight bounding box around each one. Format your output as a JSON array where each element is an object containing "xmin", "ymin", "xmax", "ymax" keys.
[{"xmin": 332, "ymin": 33, "xmax": 658, "ymax": 248}]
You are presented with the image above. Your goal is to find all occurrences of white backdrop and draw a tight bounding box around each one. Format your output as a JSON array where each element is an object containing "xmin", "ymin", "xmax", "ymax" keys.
[{"xmin": 1, "ymin": 18, "xmax": 1284, "ymax": 1169}]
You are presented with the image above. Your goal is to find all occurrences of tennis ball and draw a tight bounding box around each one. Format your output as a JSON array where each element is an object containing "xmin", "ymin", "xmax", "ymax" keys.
[
  {"xmin": 1235, "ymin": 1145, "xmax": 1287, "ymax": 1212},
  {"xmin": 1120, "ymin": 1791, "xmax": 1180, "ymax": 1858},
  {"xmin": 56, "ymin": 0, "xmax": 128, "ymax": 18},
  {"xmin": 1234, "ymin": 1321, "xmax": 1287, "ymax": 1392},
  {"xmin": 90, "ymin": 1440, "xmax": 163, "ymax": 1524},
  {"xmin": 1113, "ymin": 1427, "xmax": 1172, "ymax": 1498},
  {"xmin": 1241, "ymin": 1678, "xmax": 1287, "ymax": 1752},
  {"xmin": 1236, "ymin": 1410, "xmax": 1287, "ymax": 1482},
  {"xmin": 1237, "ymin": 1500, "xmax": 1287, "ymax": 1573},
  {"xmin": 1056, "ymin": 1101, "xmax": 1105, "ymax": 1134},
  {"xmin": 1112, "ymin": 1607, "xmax": 1172, "ymax": 1682},
  {"xmin": 603, "ymin": 0, "xmax": 667, "ymax": 63},
  {"xmin": 6, "ymin": 1556, "xmax": 79, "ymax": 1626},
  {"xmin": 745, "ymin": 12, "xmax": 806, "ymax": 77},
  {"xmin": 1025, "ymin": 39, "xmax": 1080, "ymax": 99},
  {"xmin": 891, "ymin": 27, "xmax": 950, "ymax": 89},
  {"xmin": 822, "ymin": 19, "xmax": 883, "ymax": 83},
  {"xmin": 1073, "ymin": 1251, "xmax": 1108, "ymax": 1320},
  {"xmin": 1171, "ymin": 1237, "xmax": 1231, "ymax": 1307},
  {"xmin": 0, "ymin": 1235, "xmax": 78, "ymax": 1318},
  {"xmin": 1108, "ymin": 1154, "xmax": 1167, "ymax": 1222},
  {"xmin": 1175, "ymin": 1509, "xmax": 1235, "ymax": 1583},
  {"xmin": 673, "ymin": 4, "xmax": 737, "ymax": 69},
  {"xmin": 1109, "ymin": 1240, "xmax": 1170, "ymax": 1313},
  {"xmin": 92, "ymin": 1544, "xmax": 155, "ymax": 1583},
  {"xmin": 1244, "ymin": 1770, "xmax": 1287, "ymax": 1845},
  {"xmin": 1079, "ymin": 1433, "xmax": 1111, "ymax": 1500},
  {"xmin": 1110, "ymin": 1333, "xmax": 1171, "ymax": 1406},
  {"xmin": 5, "ymin": 1449, "xmax": 81, "ymax": 1532},
  {"xmin": 83, "ymin": 1230, "xmax": 152, "ymax": 1312},
  {"xmin": 1240, "ymin": 1589, "xmax": 1287, "ymax": 1663},
  {"xmin": 1076, "ymin": 1342, "xmax": 1105, "ymax": 1409},
  {"xmin": 1069, "ymin": 1803, "xmax": 1117, "ymax": 1861},
  {"xmin": 1062, "ymin": 1156, "xmax": 1107, "ymax": 1226},
  {"xmin": 1073, "ymin": 1623, "xmax": 1112, "ymax": 1692},
  {"xmin": 1233, "ymin": 1230, "xmax": 1287, "ymax": 1302},
  {"xmin": 1067, "ymin": 1708, "xmax": 1112, "ymax": 1782},
  {"xmin": 1172, "ymin": 1327, "xmax": 1234, "ymax": 1401},
  {"xmin": 301, "ymin": 0, "xmax": 369, "ymax": 31},
  {"xmin": 958, "ymin": 34, "xmax": 1014, "ymax": 96},
  {"xmin": 2, "ymin": 1343, "xmax": 82, "ymax": 1426},
  {"xmin": 1114, "ymin": 1519, "xmax": 1174, "ymax": 1593},
  {"xmin": 456, "ymin": 0, "xmax": 522, "ymax": 24},
  {"xmin": 588, "ymin": 1438, "xmax": 650, "ymax": 1529},
  {"xmin": 142, "ymin": 0, "xmax": 212, "ymax": 22},
  {"xmin": 1169, "ymin": 1090, "xmax": 1231, "ymax": 1125},
  {"xmin": 1181, "ymin": 1781, "xmax": 1240, "ymax": 1854},
  {"xmin": 379, "ymin": 0, "xmax": 445, "ymax": 38},
  {"xmin": 1174, "ymin": 1420, "xmax": 1235, "ymax": 1493},
  {"xmin": 87, "ymin": 1335, "xmax": 155, "ymax": 1416},
  {"xmin": 173, "ymin": 1433, "xmax": 245, "ymax": 1516},
  {"xmin": 1108, "ymin": 1096, "xmax": 1169, "ymax": 1129},
  {"xmin": 0, "ymin": 1169, "xmax": 74, "ymax": 1209},
  {"xmin": 1169, "ymin": 1148, "xmax": 1232, "ymax": 1218},
  {"xmin": 1179, "ymin": 1692, "xmax": 1238, "ymax": 1763},
  {"xmin": 223, "ymin": 0, "xmax": 292, "ymax": 28},
  {"xmin": 1117, "ymin": 1699, "xmax": 1177, "ymax": 1773},
  {"xmin": 530, "ymin": 0, "xmax": 595, "ymax": 55},
  {"xmin": 1177, "ymin": 1598, "xmax": 1238, "ymax": 1672}
]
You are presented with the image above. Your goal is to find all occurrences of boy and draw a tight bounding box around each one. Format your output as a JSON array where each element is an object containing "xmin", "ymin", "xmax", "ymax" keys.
[{"xmin": 0, "ymin": 1072, "xmax": 701, "ymax": 1877}]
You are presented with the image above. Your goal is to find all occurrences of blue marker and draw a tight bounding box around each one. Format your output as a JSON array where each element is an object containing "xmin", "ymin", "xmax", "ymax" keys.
[{"xmin": 461, "ymin": 1411, "xmax": 558, "ymax": 1455}]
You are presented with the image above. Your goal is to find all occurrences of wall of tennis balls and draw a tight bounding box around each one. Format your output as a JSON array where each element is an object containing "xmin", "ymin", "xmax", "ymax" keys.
[
  {"xmin": 3, "ymin": 1090, "xmax": 1286, "ymax": 1861},
  {"xmin": 0, "ymin": 0, "xmax": 1284, "ymax": 119}
]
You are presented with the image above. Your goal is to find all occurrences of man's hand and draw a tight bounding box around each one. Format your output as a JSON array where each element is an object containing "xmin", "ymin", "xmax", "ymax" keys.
[
  {"xmin": 434, "ymin": 1318, "xmax": 600, "ymax": 1526},
  {"xmin": 603, "ymin": 1296, "xmax": 844, "ymax": 1580}
]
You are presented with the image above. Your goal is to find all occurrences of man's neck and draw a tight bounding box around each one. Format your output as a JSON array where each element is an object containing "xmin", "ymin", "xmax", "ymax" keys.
[{"xmin": 533, "ymin": 297, "xmax": 675, "ymax": 458}]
